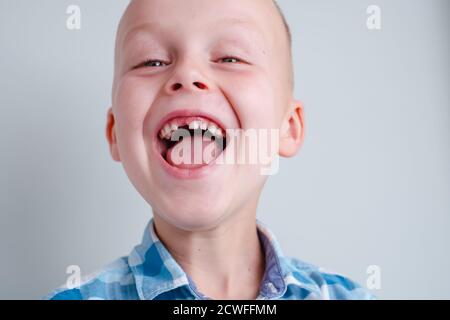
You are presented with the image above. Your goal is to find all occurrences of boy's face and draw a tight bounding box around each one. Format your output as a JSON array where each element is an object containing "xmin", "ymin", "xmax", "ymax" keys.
[{"xmin": 106, "ymin": 0, "xmax": 303, "ymax": 230}]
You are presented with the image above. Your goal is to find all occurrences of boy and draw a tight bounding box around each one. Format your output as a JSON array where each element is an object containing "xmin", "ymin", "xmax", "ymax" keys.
[{"xmin": 46, "ymin": 0, "xmax": 375, "ymax": 300}]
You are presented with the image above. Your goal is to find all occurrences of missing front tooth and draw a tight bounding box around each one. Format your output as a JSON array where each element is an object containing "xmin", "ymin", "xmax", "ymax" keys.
[{"xmin": 158, "ymin": 125, "xmax": 228, "ymax": 161}]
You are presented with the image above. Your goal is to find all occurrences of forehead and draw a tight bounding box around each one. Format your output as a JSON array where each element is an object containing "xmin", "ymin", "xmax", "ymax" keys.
[{"xmin": 117, "ymin": 0, "xmax": 279, "ymax": 49}]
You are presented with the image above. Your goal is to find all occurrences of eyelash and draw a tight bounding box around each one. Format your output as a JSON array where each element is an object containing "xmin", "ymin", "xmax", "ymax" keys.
[{"xmin": 133, "ymin": 56, "xmax": 245, "ymax": 70}]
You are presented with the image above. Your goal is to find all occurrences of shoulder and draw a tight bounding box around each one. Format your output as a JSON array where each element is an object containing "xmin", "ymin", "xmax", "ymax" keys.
[
  {"xmin": 44, "ymin": 257, "xmax": 139, "ymax": 300},
  {"xmin": 283, "ymin": 257, "xmax": 377, "ymax": 300}
]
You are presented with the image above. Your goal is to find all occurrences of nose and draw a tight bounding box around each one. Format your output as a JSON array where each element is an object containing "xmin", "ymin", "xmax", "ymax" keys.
[{"xmin": 164, "ymin": 60, "xmax": 210, "ymax": 95}]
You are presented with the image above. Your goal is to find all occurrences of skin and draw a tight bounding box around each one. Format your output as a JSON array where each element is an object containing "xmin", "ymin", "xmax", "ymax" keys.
[{"xmin": 106, "ymin": 0, "xmax": 304, "ymax": 299}]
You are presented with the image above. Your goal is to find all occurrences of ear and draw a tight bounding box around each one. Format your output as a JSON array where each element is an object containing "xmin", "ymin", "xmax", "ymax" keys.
[
  {"xmin": 279, "ymin": 100, "xmax": 305, "ymax": 158},
  {"xmin": 105, "ymin": 107, "xmax": 121, "ymax": 162}
]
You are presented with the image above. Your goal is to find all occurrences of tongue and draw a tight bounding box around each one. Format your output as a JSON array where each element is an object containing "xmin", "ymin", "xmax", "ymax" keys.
[{"xmin": 166, "ymin": 134, "xmax": 222, "ymax": 169}]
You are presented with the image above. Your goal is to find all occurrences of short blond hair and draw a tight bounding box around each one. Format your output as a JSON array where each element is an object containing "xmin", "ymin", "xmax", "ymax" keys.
[{"xmin": 272, "ymin": 0, "xmax": 294, "ymax": 94}]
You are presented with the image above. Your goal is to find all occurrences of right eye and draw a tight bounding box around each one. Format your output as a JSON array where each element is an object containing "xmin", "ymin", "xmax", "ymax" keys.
[{"xmin": 133, "ymin": 59, "xmax": 169, "ymax": 69}]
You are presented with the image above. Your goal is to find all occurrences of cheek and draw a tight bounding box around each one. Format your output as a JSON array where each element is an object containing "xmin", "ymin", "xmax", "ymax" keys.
[
  {"xmin": 112, "ymin": 76, "xmax": 160, "ymax": 170},
  {"xmin": 114, "ymin": 77, "xmax": 157, "ymax": 131},
  {"xmin": 219, "ymin": 69, "xmax": 280, "ymax": 129},
  {"xmin": 111, "ymin": 77, "xmax": 161, "ymax": 198}
]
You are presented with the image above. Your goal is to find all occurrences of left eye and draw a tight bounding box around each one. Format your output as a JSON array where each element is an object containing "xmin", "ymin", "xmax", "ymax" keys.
[
  {"xmin": 219, "ymin": 56, "xmax": 243, "ymax": 64},
  {"xmin": 144, "ymin": 60, "xmax": 166, "ymax": 67}
]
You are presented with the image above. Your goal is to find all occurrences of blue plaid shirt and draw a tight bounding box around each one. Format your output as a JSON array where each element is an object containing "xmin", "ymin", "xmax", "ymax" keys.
[{"xmin": 46, "ymin": 218, "xmax": 375, "ymax": 300}]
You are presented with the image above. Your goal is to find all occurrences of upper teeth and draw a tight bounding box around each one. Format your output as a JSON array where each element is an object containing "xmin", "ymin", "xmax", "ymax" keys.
[{"xmin": 159, "ymin": 118, "xmax": 224, "ymax": 140}]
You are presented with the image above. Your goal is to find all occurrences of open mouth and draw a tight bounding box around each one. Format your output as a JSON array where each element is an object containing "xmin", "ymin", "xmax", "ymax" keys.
[{"xmin": 156, "ymin": 116, "xmax": 228, "ymax": 169}]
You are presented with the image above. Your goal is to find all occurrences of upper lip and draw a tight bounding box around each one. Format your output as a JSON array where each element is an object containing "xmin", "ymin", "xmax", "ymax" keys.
[{"xmin": 154, "ymin": 108, "xmax": 231, "ymax": 139}]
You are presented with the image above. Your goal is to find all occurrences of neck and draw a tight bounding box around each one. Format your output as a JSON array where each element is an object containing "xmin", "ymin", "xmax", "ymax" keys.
[{"xmin": 152, "ymin": 202, "xmax": 266, "ymax": 300}]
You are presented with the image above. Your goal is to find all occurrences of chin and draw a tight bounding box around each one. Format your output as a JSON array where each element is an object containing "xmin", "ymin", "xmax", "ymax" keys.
[{"xmin": 153, "ymin": 193, "xmax": 231, "ymax": 232}]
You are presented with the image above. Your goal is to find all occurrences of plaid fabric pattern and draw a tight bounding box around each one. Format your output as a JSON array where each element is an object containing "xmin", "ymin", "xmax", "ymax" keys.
[{"xmin": 46, "ymin": 218, "xmax": 376, "ymax": 300}]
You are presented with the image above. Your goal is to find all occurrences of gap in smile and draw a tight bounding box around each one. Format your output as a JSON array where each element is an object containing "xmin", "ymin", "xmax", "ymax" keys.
[{"xmin": 156, "ymin": 116, "xmax": 228, "ymax": 168}]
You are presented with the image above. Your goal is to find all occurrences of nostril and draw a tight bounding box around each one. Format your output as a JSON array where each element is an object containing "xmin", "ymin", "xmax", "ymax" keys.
[
  {"xmin": 170, "ymin": 82, "xmax": 207, "ymax": 91},
  {"xmin": 193, "ymin": 82, "xmax": 208, "ymax": 90},
  {"xmin": 171, "ymin": 83, "xmax": 182, "ymax": 91}
]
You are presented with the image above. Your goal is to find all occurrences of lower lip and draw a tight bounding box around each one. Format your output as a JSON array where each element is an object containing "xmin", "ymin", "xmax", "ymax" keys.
[{"xmin": 152, "ymin": 136, "xmax": 228, "ymax": 180}]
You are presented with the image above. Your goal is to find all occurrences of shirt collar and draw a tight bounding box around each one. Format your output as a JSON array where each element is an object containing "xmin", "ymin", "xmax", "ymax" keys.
[{"xmin": 128, "ymin": 217, "xmax": 306, "ymax": 300}]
